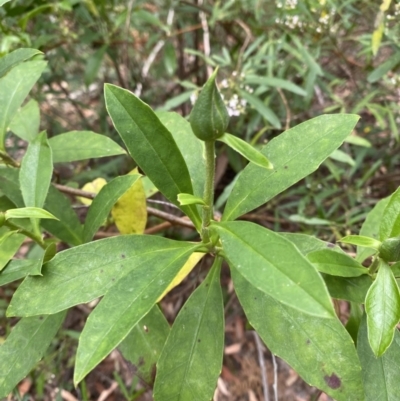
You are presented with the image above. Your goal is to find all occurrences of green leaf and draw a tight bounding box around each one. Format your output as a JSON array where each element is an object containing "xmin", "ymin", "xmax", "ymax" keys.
[
  {"xmin": 0, "ymin": 259, "xmax": 37, "ymax": 286},
  {"xmin": 322, "ymin": 274, "xmax": 372, "ymax": 303},
  {"xmin": 367, "ymin": 51, "xmax": 400, "ymax": 83},
  {"xmin": 223, "ymin": 114, "xmax": 359, "ymax": 221},
  {"xmin": 5, "ymin": 207, "xmax": 58, "ymax": 220},
  {"xmin": 244, "ymin": 75, "xmax": 307, "ymax": 96},
  {"xmin": 73, "ymin": 241, "xmax": 198, "ymax": 384},
  {"xmin": 213, "ymin": 221, "xmax": 335, "ymax": 318},
  {"xmin": 153, "ymin": 258, "xmax": 224, "ymax": 401},
  {"xmin": 380, "ymin": 186, "xmax": 400, "ymax": 240},
  {"xmin": 19, "ymin": 131, "xmax": 52, "ymax": 209},
  {"xmin": 84, "ymin": 45, "xmax": 107, "ymax": 87},
  {"xmin": 119, "ymin": 305, "xmax": 170, "ymax": 385},
  {"xmin": 83, "ymin": 174, "xmax": 140, "ymax": 242},
  {"xmin": 0, "ymin": 167, "xmax": 24, "ymax": 207},
  {"xmin": 49, "ymin": 131, "xmax": 126, "ymax": 163},
  {"xmin": 233, "ymin": 270, "xmax": 365, "ymax": 401},
  {"xmin": 157, "ymin": 112, "xmax": 205, "ymax": 200},
  {"xmin": 217, "ymin": 133, "xmax": 273, "ymax": 169},
  {"xmin": 358, "ymin": 314, "xmax": 400, "ymax": 401},
  {"xmin": 357, "ymin": 197, "xmax": 390, "ymax": 262},
  {"xmin": 0, "ymin": 48, "xmax": 42, "ymax": 78},
  {"xmin": 329, "ymin": 149, "xmax": 355, "ymax": 166},
  {"xmin": 346, "ymin": 302, "xmax": 363, "ymax": 345},
  {"xmin": 104, "ymin": 84, "xmax": 201, "ymax": 229},
  {"xmin": 0, "ymin": 311, "xmax": 66, "ymax": 399},
  {"xmin": 365, "ymin": 260, "xmax": 400, "ymax": 356},
  {"xmin": 9, "ymin": 99, "xmax": 40, "ymax": 142},
  {"xmin": 7, "ymin": 235, "xmax": 197, "ymax": 317},
  {"xmin": 0, "ymin": 230, "xmax": 25, "ymax": 271},
  {"xmin": 41, "ymin": 186, "xmax": 83, "ymax": 246},
  {"xmin": 340, "ymin": 235, "xmax": 381, "ymax": 250},
  {"xmin": 307, "ymin": 249, "xmax": 367, "ymax": 277},
  {"xmin": 0, "ymin": 59, "xmax": 47, "ymax": 149},
  {"xmin": 177, "ymin": 193, "xmax": 205, "ymax": 206}
]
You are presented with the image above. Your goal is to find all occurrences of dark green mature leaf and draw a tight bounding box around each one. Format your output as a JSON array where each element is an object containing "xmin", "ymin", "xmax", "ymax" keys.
[
  {"xmin": 365, "ymin": 261, "xmax": 400, "ymax": 357},
  {"xmin": 0, "ymin": 167, "xmax": 24, "ymax": 207},
  {"xmin": 0, "ymin": 48, "xmax": 42, "ymax": 78},
  {"xmin": 0, "ymin": 259, "xmax": 37, "ymax": 286},
  {"xmin": 233, "ymin": 271, "xmax": 365, "ymax": 401},
  {"xmin": 7, "ymin": 235, "xmax": 198, "ymax": 317},
  {"xmin": 119, "ymin": 305, "xmax": 170, "ymax": 385},
  {"xmin": 322, "ymin": 274, "xmax": 372, "ymax": 303},
  {"xmin": 213, "ymin": 221, "xmax": 335, "ymax": 318},
  {"xmin": 9, "ymin": 99, "xmax": 40, "ymax": 142},
  {"xmin": 104, "ymin": 84, "xmax": 201, "ymax": 229},
  {"xmin": 73, "ymin": 241, "xmax": 198, "ymax": 384},
  {"xmin": 49, "ymin": 131, "xmax": 126, "ymax": 163},
  {"xmin": 307, "ymin": 249, "xmax": 367, "ymax": 277},
  {"xmin": 0, "ymin": 60, "xmax": 47, "ymax": 148},
  {"xmin": 19, "ymin": 131, "xmax": 52, "ymax": 209},
  {"xmin": 0, "ymin": 311, "xmax": 66, "ymax": 399},
  {"xmin": 280, "ymin": 233, "xmax": 344, "ymax": 255},
  {"xmin": 41, "ymin": 186, "xmax": 83, "ymax": 246},
  {"xmin": 223, "ymin": 114, "xmax": 359, "ymax": 221},
  {"xmin": 83, "ymin": 175, "xmax": 140, "ymax": 243},
  {"xmin": 380, "ymin": 187, "xmax": 400, "ymax": 240},
  {"xmin": 358, "ymin": 315, "xmax": 400, "ymax": 401},
  {"xmin": 153, "ymin": 258, "xmax": 224, "ymax": 401}
]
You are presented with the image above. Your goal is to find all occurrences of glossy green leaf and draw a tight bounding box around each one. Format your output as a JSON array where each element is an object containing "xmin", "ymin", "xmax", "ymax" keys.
[
  {"xmin": 49, "ymin": 131, "xmax": 126, "ymax": 163},
  {"xmin": 0, "ymin": 259, "xmax": 37, "ymax": 286},
  {"xmin": 9, "ymin": 99, "xmax": 40, "ymax": 142},
  {"xmin": 307, "ymin": 249, "xmax": 368, "ymax": 277},
  {"xmin": 153, "ymin": 258, "xmax": 224, "ymax": 401},
  {"xmin": 223, "ymin": 114, "xmax": 359, "ymax": 221},
  {"xmin": 244, "ymin": 75, "xmax": 307, "ymax": 96},
  {"xmin": 0, "ymin": 167, "xmax": 24, "ymax": 206},
  {"xmin": 358, "ymin": 314, "xmax": 400, "ymax": 401},
  {"xmin": 0, "ymin": 60, "xmax": 46, "ymax": 149},
  {"xmin": 322, "ymin": 274, "xmax": 372, "ymax": 303},
  {"xmin": 365, "ymin": 261, "xmax": 400, "ymax": 356},
  {"xmin": 380, "ymin": 187, "xmax": 400, "ymax": 240},
  {"xmin": 218, "ymin": 133, "xmax": 273, "ymax": 169},
  {"xmin": 5, "ymin": 207, "xmax": 58, "ymax": 220},
  {"xmin": 157, "ymin": 112, "xmax": 205, "ymax": 200},
  {"xmin": 19, "ymin": 131, "xmax": 52, "ymax": 209},
  {"xmin": 177, "ymin": 193, "xmax": 205, "ymax": 206},
  {"xmin": 340, "ymin": 235, "xmax": 381, "ymax": 249},
  {"xmin": 0, "ymin": 230, "xmax": 25, "ymax": 271},
  {"xmin": 73, "ymin": 241, "xmax": 198, "ymax": 384},
  {"xmin": 233, "ymin": 270, "xmax": 365, "ymax": 401},
  {"xmin": 357, "ymin": 197, "xmax": 390, "ymax": 262},
  {"xmin": 279, "ymin": 233, "xmax": 344, "ymax": 255},
  {"xmin": 104, "ymin": 84, "xmax": 201, "ymax": 229},
  {"xmin": 0, "ymin": 311, "xmax": 66, "ymax": 399},
  {"xmin": 7, "ymin": 235, "xmax": 197, "ymax": 317},
  {"xmin": 213, "ymin": 221, "xmax": 335, "ymax": 318},
  {"xmin": 83, "ymin": 174, "xmax": 140, "ymax": 242},
  {"xmin": 119, "ymin": 305, "xmax": 170, "ymax": 385},
  {"xmin": 0, "ymin": 48, "xmax": 42, "ymax": 78},
  {"xmin": 41, "ymin": 186, "xmax": 83, "ymax": 246},
  {"xmin": 84, "ymin": 45, "xmax": 107, "ymax": 87}
]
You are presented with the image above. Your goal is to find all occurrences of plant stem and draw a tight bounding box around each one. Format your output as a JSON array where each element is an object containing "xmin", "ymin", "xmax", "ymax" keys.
[
  {"xmin": 202, "ymin": 140, "xmax": 215, "ymax": 243},
  {"xmin": 4, "ymin": 220, "xmax": 46, "ymax": 249}
]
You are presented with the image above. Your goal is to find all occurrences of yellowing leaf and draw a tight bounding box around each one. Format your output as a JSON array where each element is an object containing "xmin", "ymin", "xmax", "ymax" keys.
[
  {"xmin": 111, "ymin": 170, "xmax": 147, "ymax": 234},
  {"xmin": 78, "ymin": 178, "xmax": 107, "ymax": 205},
  {"xmin": 157, "ymin": 252, "xmax": 205, "ymax": 302}
]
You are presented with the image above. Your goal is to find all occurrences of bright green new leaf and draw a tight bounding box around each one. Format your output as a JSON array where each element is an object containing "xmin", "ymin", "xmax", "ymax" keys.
[
  {"xmin": 9, "ymin": 99, "xmax": 40, "ymax": 142},
  {"xmin": 7, "ymin": 235, "xmax": 198, "ymax": 317},
  {"xmin": 5, "ymin": 207, "xmax": 58, "ymax": 221},
  {"xmin": 0, "ymin": 230, "xmax": 25, "ymax": 271},
  {"xmin": 380, "ymin": 187, "xmax": 400, "ymax": 240},
  {"xmin": 0, "ymin": 312, "xmax": 66, "ymax": 399},
  {"xmin": 177, "ymin": 193, "xmax": 206, "ymax": 206},
  {"xmin": 49, "ymin": 131, "xmax": 126, "ymax": 163},
  {"xmin": 213, "ymin": 221, "xmax": 335, "ymax": 318},
  {"xmin": 0, "ymin": 48, "xmax": 42, "ymax": 78},
  {"xmin": 119, "ymin": 305, "xmax": 170, "ymax": 385},
  {"xmin": 83, "ymin": 174, "xmax": 140, "ymax": 242},
  {"xmin": 223, "ymin": 114, "xmax": 359, "ymax": 221},
  {"xmin": 307, "ymin": 249, "xmax": 367, "ymax": 277},
  {"xmin": 0, "ymin": 60, "xmax": 47, "ymax": 149},
  {"xmin": 244, "ymin": 75, "xmax": 307, "ymax": 96},
  {"xmin": 329, "ymin": 149, "xmax": 355, "ymax": 166},
  {"xmin": 19, "ymin": 131, "xmax": 53, "ymax": 209},
  {"xmin": 218, "ymin": 133, "xmax": 273, "ymax": 169},
  {"xmin": 358, "ymin": 314, "xmax": 400, "ymax": 401},
  {"xmin": 365, "ymin": 260, "xmax": 400, "ymax": 357},
  {"xmin": 104, "ymin": 84, "xmax": 200, "ymax": 229},
  {"xmin": 153, "ymin": 258, "xmax": 224, "ymax": 401},
  {"xmin": 323, "ymin": 274, "xmax": 372, "ymax": 303},
  {"xmin": 233, "ymin": 271, "xmax": 364, "ymax": 401},
  {"xmin": 339, "ymin": 235, "xmax": 381, "ymax": 249},
  {"xmin": 73, "ymin": 241, "xmax": 198, "ymax": 384}
]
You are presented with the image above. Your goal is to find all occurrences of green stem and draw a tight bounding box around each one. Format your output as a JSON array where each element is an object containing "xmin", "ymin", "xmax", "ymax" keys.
[
  {"xmin": 4, "ymin": 220, "xmax": 46, "ymax": 249},
  {"xmin": 202, "ymin": 140, "xmax": 216, "ymax": 243},
  {"xmin": 0, "ymin": 150, "xmax": 20, "ymax": 168}
]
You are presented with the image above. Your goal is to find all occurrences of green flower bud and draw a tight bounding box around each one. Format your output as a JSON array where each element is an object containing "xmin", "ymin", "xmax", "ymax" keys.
[
  {"xmin": 189, "ymin": 68, "xmax": 229, "ymax": 141},
  {"xmin": 379, "ymin": 237, "xmax": 400, "ymax": 262}
]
